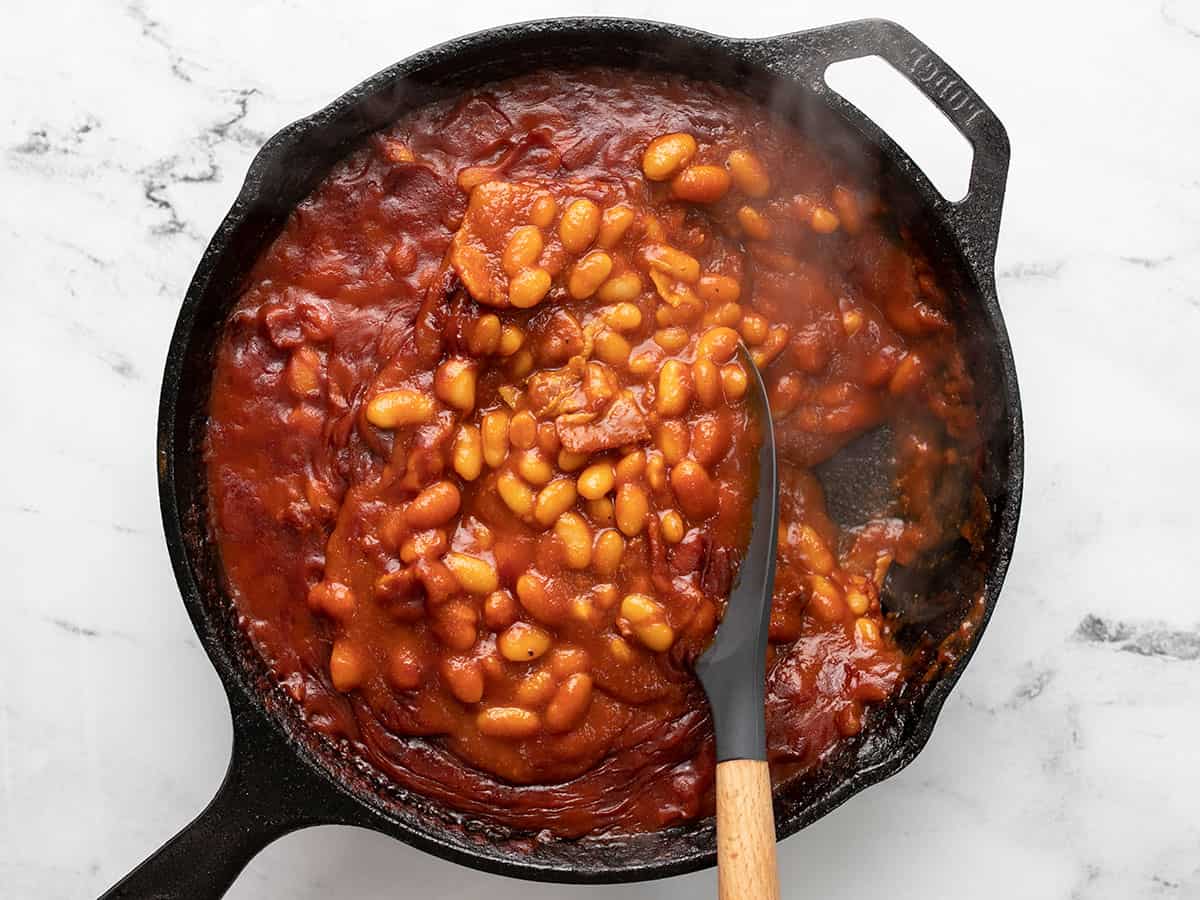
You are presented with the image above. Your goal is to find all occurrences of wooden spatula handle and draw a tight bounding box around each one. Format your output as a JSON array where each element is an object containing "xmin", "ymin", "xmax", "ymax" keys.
[{"xmin": 715, "ymin": 759, "xmax": 780, "ymax": 900}]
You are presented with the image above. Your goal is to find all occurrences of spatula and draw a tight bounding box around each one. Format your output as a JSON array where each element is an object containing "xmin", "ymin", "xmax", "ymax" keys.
[{"xmin": 694, "ymin": 344, "xmax": 781, "ymax": 900}]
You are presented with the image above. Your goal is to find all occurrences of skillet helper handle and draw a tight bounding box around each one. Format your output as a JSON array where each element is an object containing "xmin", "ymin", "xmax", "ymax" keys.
[
  {"xmin": 715, "ymin": 759, "xmax": 781, "ymax": 900},
  {"xmin": 99, "ymin": 739, "xmax": 289, "ymax": 900},
  {"xmin": 752, "ymin": 18, "xmax": 1011, "ymax": 268},
  {"xmin": 99, "ymin": 692, "xmax": 355, "ymax": 900}
]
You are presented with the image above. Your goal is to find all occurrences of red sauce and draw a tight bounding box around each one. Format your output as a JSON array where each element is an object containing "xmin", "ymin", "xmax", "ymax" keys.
[{"xmin": 206, "ymin": 68, "xmax": 984, "ymax": 837}]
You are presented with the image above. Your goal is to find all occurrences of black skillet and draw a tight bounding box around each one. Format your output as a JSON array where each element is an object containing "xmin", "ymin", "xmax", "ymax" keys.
[{"xmin": 103, "ymin": 16, "xmax": 1022, "ymax": 897}]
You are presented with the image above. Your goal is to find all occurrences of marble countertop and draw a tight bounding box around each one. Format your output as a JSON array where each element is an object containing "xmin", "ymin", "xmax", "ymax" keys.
[{"xmin": 2, "ymin": 1, "xmax": 1197, "ymax": 897}]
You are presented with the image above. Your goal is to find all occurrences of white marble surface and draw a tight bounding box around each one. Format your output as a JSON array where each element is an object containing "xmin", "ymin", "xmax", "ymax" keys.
[{"xmin": 2, "ymin": 0, "xmax": 1198, "ymax": 897}]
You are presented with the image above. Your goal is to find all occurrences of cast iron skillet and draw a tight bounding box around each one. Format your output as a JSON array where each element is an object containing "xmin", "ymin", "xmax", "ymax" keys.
[{"xmin": 103, "ymin": 16, "xmax": 1022, "ymax": 897}]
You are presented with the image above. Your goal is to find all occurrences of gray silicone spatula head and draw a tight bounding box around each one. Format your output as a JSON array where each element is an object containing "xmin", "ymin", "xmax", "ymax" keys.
[{"xmin": 694, "ymin": 344, "xmax": 779, "ymax": 762}]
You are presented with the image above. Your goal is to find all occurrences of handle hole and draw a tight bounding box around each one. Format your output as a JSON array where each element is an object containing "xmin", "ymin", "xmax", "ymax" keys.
[{"xmin": 825, "ymin": 56, "xmax": 973, "ymax": 202}]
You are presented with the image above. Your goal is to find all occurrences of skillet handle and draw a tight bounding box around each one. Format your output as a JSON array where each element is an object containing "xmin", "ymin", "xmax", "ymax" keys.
[
  {"xmin": 99, "ymin": 692, "xmax": 358, "ymax": 899},
  {"xmin": 748, "ymin": 18, "xmax": 1010, "ymax": 270}
]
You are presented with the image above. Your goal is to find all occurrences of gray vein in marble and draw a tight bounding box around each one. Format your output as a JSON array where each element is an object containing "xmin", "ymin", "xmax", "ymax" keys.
[
  {"xmin": 958, "ymin": 665, "xmax": 1059, "ymax": 719},
  {"xmin": 1010, "ymin": 667, "xmax": 1054, "ymax": 705},
  {"xmin": 1042, "ymin": 701, "xmax": 1083, "ymax": 776},
  {"xmin": 46, "ymin": 618, "xmax": 101, "ymax": 638},
  {"xmin": 139, "ymin": 87, "xmax": 265, "ymax": 238},
  {"xmin": 1121, "ymin": 254, "xmax": 1176, "ymax": 269},
  {"xmin": 1075, "ymin": 614, "xmax": 1200, "ymax": 661},
  {"xmin": 1001, "ymin": 251, "xmax": 1197, "ymax": 283},
  {"xmin": 1071, "ymin": 863, "xmax": 1102, "ymax": 900},
  {"xmin": 46, "ymin": 238, "xmax": 112, "ymax": 270},
  {"xmin": 12, "ymin": 129, "xmax": 50, "ymax": 155},
  {"xmin": 1162, "ymin": 0, "xmax": 1200, "ymax": 39},
  {"xmin": 209, "ymin": 88, "xmax": 267, "ymax": 147},
  {"xmin": 998, "ymin": 259, "xmax": 1065, "ymax": 281},
  {"xmin": 42, "ymin": 616, "xmax": 147, "ymax": 644},
  {"xmin": 125, "ymin": 0, "xmax": 202, "ymax": 82},
  {"xmin": 3, "ymin": 504, "xmax": 147, "ymax": 537},
  {"xmin": 8, "ymin": 116, "xmax": 100, "ymax": 158},
  {"xmin": 65, "ymin": 322, "xmax": 142, "ymax": 381},
  {"xmin": 5, "ymin": 72, "xmax": 268, "ymax": 241},
  {"xmin": 99, "ymin": 349, "xmax": 139, "ymax": 380},
  {"xmin": 100, "ymin": 520, "xmax": 151, "ymax": 536},
  {"xmin": 141, "ymin": 164, "xmax": 201, "ymax": 237}
]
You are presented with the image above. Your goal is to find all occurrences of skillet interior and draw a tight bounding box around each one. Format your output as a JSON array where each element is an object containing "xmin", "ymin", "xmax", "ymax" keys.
[{"xmin": 160, "ymin": 18, "xmax": 1021, "ymax": 882}]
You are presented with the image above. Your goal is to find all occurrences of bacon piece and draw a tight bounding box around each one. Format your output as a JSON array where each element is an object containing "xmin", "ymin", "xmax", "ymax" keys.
[
  {"xmin": 556, "ymin": 393, "xmax": 649, "ymax": 454},
  {"xmin": 526, "ymin": 366, "xmax": 587, "ymax": 418}
]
